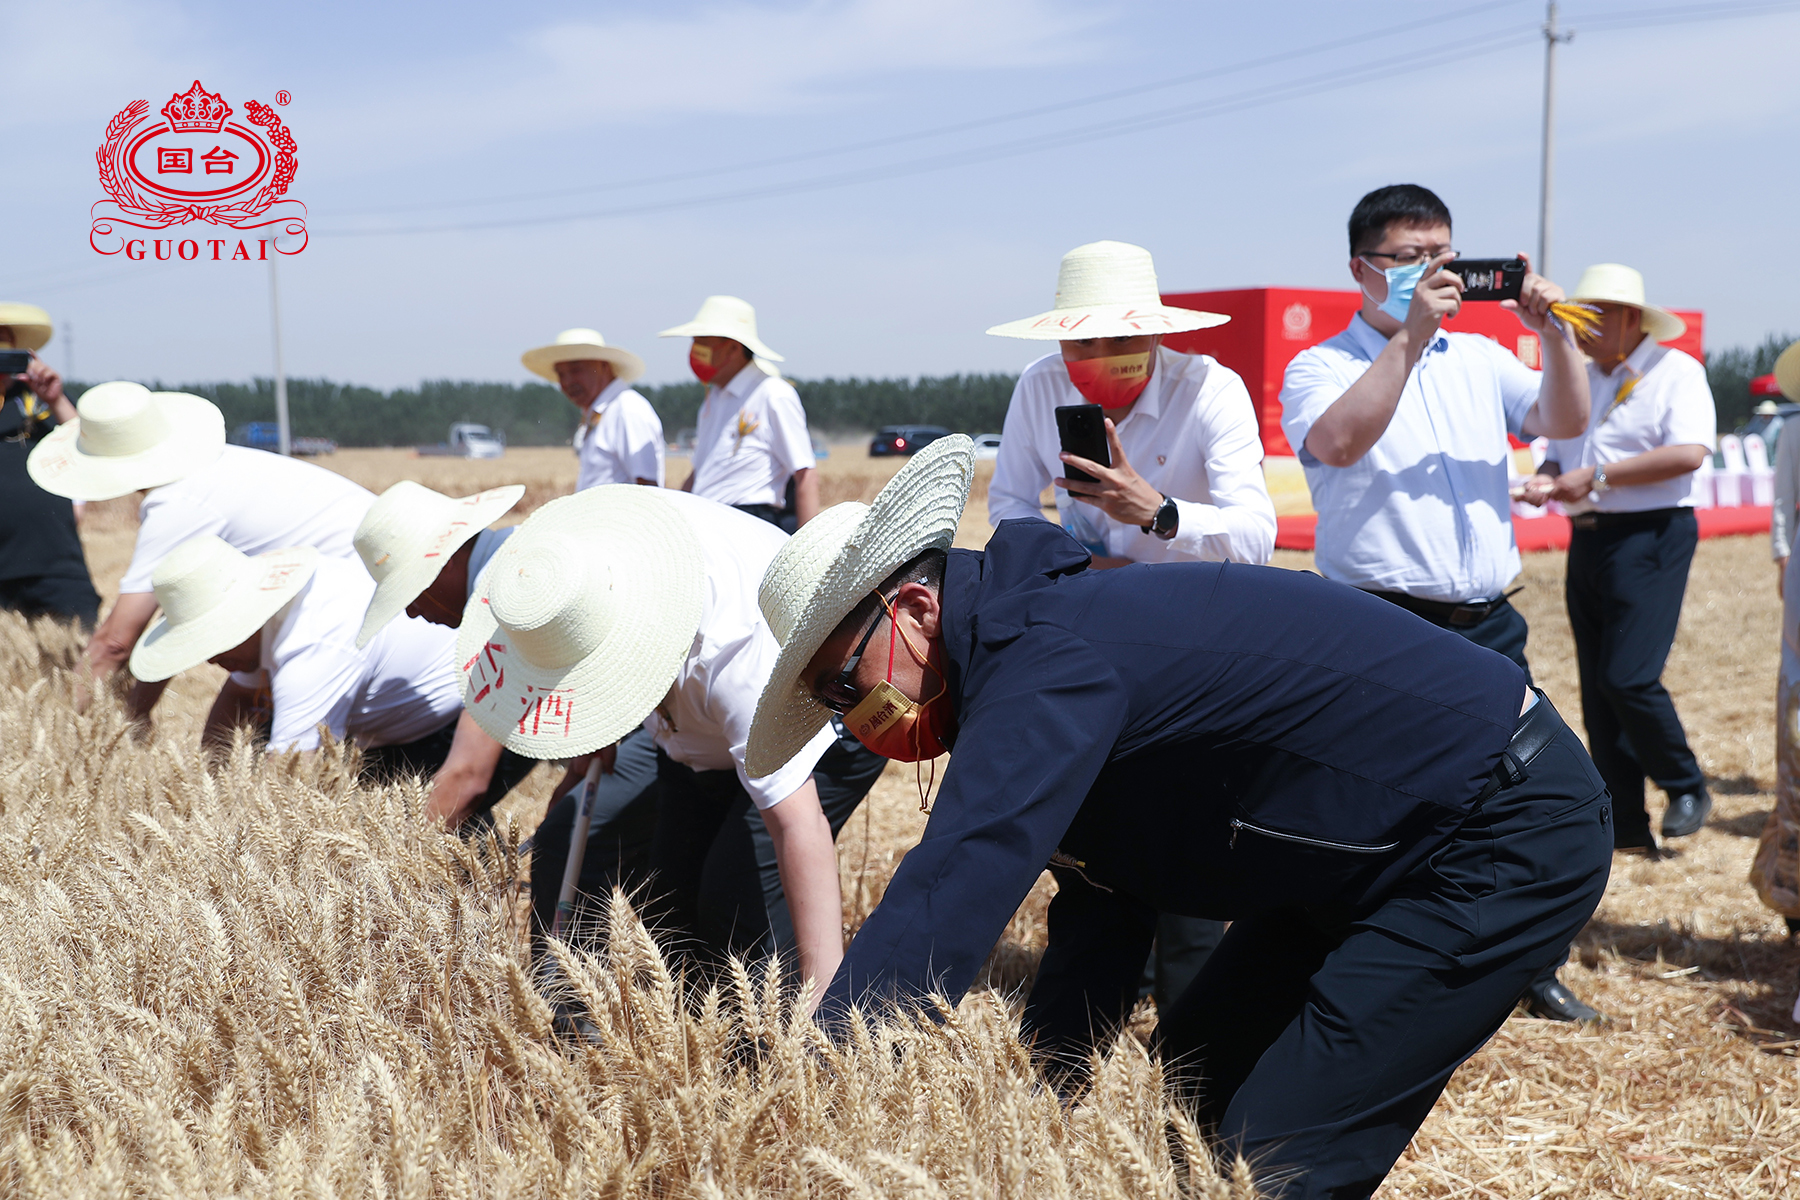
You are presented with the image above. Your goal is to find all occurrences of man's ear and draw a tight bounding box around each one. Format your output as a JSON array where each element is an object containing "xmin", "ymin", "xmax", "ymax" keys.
[{"xmin": 893, "ymin": 580, "xmax": 941, "ymax": 639}]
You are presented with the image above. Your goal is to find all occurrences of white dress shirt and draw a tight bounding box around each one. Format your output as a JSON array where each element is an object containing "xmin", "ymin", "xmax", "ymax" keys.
[
  {"xmin": 574, "ymin": 379, "xmax": 666, "ymax": 490},
  {"xmin": 121, "ymin": 445, "xmax": 374, "ymax": 593},
  {"xmin": 687, "ymin": 365, "xmax": 814, "ymax": 508},
  {"xmin": 1774, "ymin": 421, "xmax": 1800, "ymax": 561},
  {"xmin": 1280, "ymin": 315, "xmax": 1542, "ymax": 603},
  {"xmin": 234, "ymin": 557, "xmax": 464, "ymax": 753},
  {"xmin": 642, "ymin": 490, "xmax": 835, "ymax": 809},
  {"xmin": 1546, "ymin": 340, "xmax": 1716, "ymax": 514},
  {"xmin": 988, "ymin": 348, "xmax": 1275, "ymax": 564}
]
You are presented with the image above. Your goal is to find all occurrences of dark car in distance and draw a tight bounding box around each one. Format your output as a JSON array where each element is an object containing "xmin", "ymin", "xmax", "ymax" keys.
[{"xmin": 870, "ymin": 424, "xmax": 952, "ymax": 457}]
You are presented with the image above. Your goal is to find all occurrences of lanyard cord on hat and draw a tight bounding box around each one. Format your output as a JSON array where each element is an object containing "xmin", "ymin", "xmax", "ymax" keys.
[{"xmin": 877, "ymin": 591, "xmax": 943, "ymax": 813}]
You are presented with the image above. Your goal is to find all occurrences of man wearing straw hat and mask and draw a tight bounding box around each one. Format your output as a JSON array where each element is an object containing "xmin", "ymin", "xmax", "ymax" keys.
[
  {"xmin": 1518, "ymin": 265, "xmax": 1716, "ymax": 851},
  {"xmin": 1279, "ymin": 184, "xmax": 1597, "ymax": 1024},
  {"xmin": 0, "ymin": 303, "xmax": 101, "ymax": 628},
  {"xmin": 30, "ymin": 381, "xmax": 373, "ymax": 720},
  {"xmin": 125, "ymin": 535, "xmax": 498, "ymax": 801},
  {"xmin": 659, "ymin": 296, "xmax": 818, "ymax": 532},
  {"xmin": 748, "ymin": 437, "xmax": 1612, "ymax": 1200},
  {"xmin": 455, "ymin": 485, "xmax": 882, "ymax": 996},
  {"xmin": 986, "ymin": 239, "xmax": 1276, "ymax": 1012},
  {"xmin": 520, "ymin": 328, "xmax": 664, "ymax": 489}
]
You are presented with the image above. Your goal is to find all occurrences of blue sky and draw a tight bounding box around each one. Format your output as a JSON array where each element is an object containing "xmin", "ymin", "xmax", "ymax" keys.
[{"xmin": 9, "ymin": 0, "xmax": 1798, "ymax": 389}]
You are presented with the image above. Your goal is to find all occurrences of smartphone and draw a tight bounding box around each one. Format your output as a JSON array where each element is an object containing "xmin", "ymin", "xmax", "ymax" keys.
[
  {"xmin": 1055, "ymin": 404, "xmax": 1111, "ymax": 484},
  {"xmin": 0, "ymin": 351, "xmax": 30, "ymax": 375},
  {"xmin": 1450, "ymin": 257, "xmax": 1526, "ymax": 302}
]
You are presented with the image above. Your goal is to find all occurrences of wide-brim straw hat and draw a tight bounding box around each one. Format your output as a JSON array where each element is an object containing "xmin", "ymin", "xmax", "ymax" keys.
[
  {"xmin": 746, "ymin": 434, "xmax": 975, "ymax": 778},
  {"xmin": 658, "ymin": 295, "xmax": 785, "ymax": 362},
  {"xmin": 354, "ymin": 480, "xmax": 525, "ymax": 648},
  {"xmin": 27, "ymin": 381, "xmax": 225, "ymax": 501},
  {"xmin": 456, "ymin": 485, "xmax": 705, "ymax": 760},
  {"xmin": 129, "ymin": 536, "xmax": 317, "ymax": 682},
  {"xmin": 1569, "ymin": 263, "xmax": 1686, "ymax": 343},
  {"xmin": 520, "ymin": 328, "xmax": 646, "ymax": 384},
  {"xmin": 0, "ymin": 302, "xmax": 53, "ymax": 352},
  {"xmin": 986, "ymin": 240, "xmax": 1229, "ymax": 341},
  {"xmin": 1776, "ymin": 341, "xmax": 1800, "ymax": 403}
]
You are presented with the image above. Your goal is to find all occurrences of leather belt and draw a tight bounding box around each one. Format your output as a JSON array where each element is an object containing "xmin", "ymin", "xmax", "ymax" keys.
[
  {"xmin": 1473, "ymin": 687, "xmax": 1562, "ymax": 805},
  {"xmin": 1364, "ymin": 588, "xmax": 1515, "ymax": 630},
  {"xmin": 1569, "ymin": 506, "xmax": 1688, "ymax": 532}
]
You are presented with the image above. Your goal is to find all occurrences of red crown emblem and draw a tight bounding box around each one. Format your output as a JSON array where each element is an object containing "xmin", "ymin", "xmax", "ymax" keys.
[{"xmin": 160, "ymin": 81, "xmax": 232, "ymax": 133}]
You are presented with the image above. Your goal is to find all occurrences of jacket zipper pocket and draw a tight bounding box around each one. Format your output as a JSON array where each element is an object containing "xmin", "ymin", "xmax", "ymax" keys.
[{"xmin": 1228, "ymin": 819, "xmax": 1399, "ymax": 854}]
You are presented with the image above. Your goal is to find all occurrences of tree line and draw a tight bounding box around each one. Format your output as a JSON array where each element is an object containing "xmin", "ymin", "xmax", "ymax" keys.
[
  {"xmin": 68, "ymin": 337, "xmax": 1788, "ymax": 449},
  {"xmin": 65, "ymin": 373, "xmax": 1022, "ymax": 447}
]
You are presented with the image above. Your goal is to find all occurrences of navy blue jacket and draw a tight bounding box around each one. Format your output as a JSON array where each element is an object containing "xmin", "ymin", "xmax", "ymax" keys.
[{"xmin": 823, "ymin": 519, "xmax": 1527, "ymax": 1032}]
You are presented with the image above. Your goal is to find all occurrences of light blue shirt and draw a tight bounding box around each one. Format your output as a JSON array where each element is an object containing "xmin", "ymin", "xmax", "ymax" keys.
[
  {"xmin": 1279, "ymin": 315, "xmax": 1541, "ymax": 603},
  {"xmin": 465, "ymin": 525, "xmax": 515, "ymax": 601}
]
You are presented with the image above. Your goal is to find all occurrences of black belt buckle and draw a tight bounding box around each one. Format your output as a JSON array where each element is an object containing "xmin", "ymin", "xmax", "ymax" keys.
[
  {"xmin": 1571, "ymin": 513, "xmax": 1599, "ymax": 531},
  {"xmin": 1447, "ymin": 601, "xmax": 1492, "ymax": 629}
]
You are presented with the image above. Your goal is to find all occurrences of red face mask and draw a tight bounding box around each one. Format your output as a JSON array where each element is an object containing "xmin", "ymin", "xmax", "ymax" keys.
[
  {"xmin": 1064, "ymin": 351, "xmax": 1152, "ymax": 409},
  {"xmin": 844, "ymin": 595, "xmax": 954, "ymax": 796},
  {"xmin": 689, "ymin": 342, "xmax": 719, "ymax": 384}
]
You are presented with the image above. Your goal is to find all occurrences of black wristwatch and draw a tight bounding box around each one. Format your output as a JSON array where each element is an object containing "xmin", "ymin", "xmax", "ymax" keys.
[{"xmin": 1142, "ymin": 494, "xmax": 1179, "ymax": 540}]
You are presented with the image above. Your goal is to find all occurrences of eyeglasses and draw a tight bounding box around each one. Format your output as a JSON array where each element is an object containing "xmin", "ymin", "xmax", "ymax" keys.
[
  {"xmin": 814, "ymin": 593, "xmax": 889, "ymax": 714},
  {"xmin": 1360, "ymin": 247, "xmax": 1456, "ymax": 269}
]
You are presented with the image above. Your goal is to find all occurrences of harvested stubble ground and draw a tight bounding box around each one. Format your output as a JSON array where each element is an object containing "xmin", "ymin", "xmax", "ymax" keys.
[{"xmin": 1, "ymin": 444, "xmax": 1793, "ymax": 1197}]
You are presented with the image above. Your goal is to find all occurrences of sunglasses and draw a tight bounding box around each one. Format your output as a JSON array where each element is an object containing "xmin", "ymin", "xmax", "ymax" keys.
[{"xmin": 814, "ymin": 593, "xmax": 890, "ymax": 715}]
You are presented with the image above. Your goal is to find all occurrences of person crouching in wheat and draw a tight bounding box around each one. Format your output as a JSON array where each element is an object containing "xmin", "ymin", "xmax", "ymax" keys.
[{"xmin": 747, "ymin": 434, "xmax": 1613, "ymax": 1200}]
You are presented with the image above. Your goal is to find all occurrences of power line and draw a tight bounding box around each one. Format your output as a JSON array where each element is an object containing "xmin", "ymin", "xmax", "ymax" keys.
[
  {"xmin": 331, "ymin": 0, "xmax": 1525, "ymax": 219},
  {"xmin": 327, "ymin": 24, "xmax": 1544, "ymax": 237}
]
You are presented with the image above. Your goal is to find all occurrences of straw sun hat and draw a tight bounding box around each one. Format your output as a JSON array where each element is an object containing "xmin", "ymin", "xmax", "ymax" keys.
[
  {"xmin": 520, "ymin": 328, "xmax": 646, "ymax": 384},
  {"xmin": 0, "ymin": 302, "xmax": 53, "ymax": 351},
  {"xmin": 658, "ymin": 295, "xmax": 785, "ymax": 362},
  {"xmin": 456, "ymin": 485, "xmax": 705, "ymax": 759},
  {"xmin": 1772, "ymin": 341, "xmax": 1800, "ymax": 403},
  {"xmin": 27, "ymin": 380, "xmax": 225, "ymax": 502},
  {"xmin": 745, "ymin": 434, "xmax": 975, "ymax": 778},
  {"xmin": 1568, "ymin": 263, "xmax": 1687, "ymax": 343},
  {"xmin": 986, "ymin": 241, "xmax": 1228, "ymax": 341},
  {"xmin": 353, "ymin": 480, "xmax": 525, "ymax": 648},
  {"xmin": 129, "ymin": 536, "xmax": 318, "ymax": 682}
]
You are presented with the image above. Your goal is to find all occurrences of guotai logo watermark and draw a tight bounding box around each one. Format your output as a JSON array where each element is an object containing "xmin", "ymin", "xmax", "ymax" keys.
[{"xmin": 91, "ymin": 80, "xmax": 306, "ymax": 261}]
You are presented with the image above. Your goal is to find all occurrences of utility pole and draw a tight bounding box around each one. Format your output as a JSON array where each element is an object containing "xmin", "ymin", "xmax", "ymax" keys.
[
  {"xmin": 268, "ymin": 262, "xmax": 291, "ymax": 456},
  {"xmin": 1537, "ymin": 1, "xmax": 1575, "ymax": 277}
]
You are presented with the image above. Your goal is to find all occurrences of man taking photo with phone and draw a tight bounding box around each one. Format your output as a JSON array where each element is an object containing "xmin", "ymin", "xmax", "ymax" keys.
[{"xmin": 1279, "ymin": 184, "xmax": 1595, "ymax": 1022}]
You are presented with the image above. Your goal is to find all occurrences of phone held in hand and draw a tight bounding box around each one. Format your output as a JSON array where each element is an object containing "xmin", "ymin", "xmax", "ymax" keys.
[
  {"xmin": 1055, "ymin": 404, "xmax": 1111, "ymax": 484},
  {"xmin": 1451, "ymin": 257, "xmax": 1526, "ymax": 302},
  {"xmin": 0, "ymin": 351, "xmax": 31, "ymax": 375}
]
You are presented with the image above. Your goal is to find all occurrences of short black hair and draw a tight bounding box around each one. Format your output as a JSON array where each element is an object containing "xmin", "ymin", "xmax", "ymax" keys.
[
  {"xmin": 833, "ymin": 548, "xmax": 948, "ymax": 644},
  {"xmin": 1348, "ymin": 184, "xmax": 1452, "ymax": 256}
]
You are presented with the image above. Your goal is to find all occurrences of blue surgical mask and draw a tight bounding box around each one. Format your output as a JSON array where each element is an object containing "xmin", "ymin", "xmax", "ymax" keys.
[{"xmin": 1363, "ymin": 257, "xmax": 1429, "ymax": 323}]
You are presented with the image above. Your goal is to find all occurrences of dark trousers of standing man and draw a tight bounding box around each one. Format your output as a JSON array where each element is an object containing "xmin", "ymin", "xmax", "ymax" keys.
[
  {"xmin": 1566, "ymin": 507, "xmax": 1705, "ymax": 846},
  {"xmin": 646, "ymin": 722, "xmax": 886, "ymax": 968}
]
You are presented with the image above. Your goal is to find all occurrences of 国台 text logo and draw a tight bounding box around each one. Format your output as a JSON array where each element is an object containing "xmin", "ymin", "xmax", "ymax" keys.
[{"xmin": 91, "ymin": 80, "xmax": 306, "ymax": 258}]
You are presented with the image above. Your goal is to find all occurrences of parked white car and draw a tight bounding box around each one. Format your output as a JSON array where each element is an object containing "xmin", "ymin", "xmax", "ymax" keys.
[{"xmin": 972, "ymin": 432, "xmax": 1002, "ymax": 460}]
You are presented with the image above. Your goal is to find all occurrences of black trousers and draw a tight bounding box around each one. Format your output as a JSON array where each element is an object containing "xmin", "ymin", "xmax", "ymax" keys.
[
  {"xmin": 1154, "ymin": 705, "xmax": 1612, "ymax": 1199},
  {"xmin": 528, "ymin": 726, "xmax": 663, "ymax": 953},
  {"xmin": 360, "ymin": 716, "xmax": 540, "ymax": 834},
  {"xmin": 1566, "ymin": 508, "xmax": 1704, "ymax": 842},
  {"xmin": 646, "ymin": 723, "xmax": 886, "ymax": 965},
  {"xmin": 0, "ymin": 573, "xmax": 100, "ymax": 630}
]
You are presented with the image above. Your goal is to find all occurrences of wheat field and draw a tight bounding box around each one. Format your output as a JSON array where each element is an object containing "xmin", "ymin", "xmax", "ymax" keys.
[{"xmin": 2, "ymin": 443, "xmax": 1795, "ymax": 1198}]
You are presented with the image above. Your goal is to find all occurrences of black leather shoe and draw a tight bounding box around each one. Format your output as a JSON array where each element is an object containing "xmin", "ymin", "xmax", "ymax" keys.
[
  {"xmin": 1661, "ymin": 790, "xmax": 1713, "ymax": 838},
  {"xmin": 1523, "ymin": 976, "xmax": 1604, "ymax": 1023}
]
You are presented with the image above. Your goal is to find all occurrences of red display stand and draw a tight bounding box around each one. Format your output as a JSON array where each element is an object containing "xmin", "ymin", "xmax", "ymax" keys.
[{"xmin": 1274, "ymin": 508, "xmax": 1769, "ymax": 554}]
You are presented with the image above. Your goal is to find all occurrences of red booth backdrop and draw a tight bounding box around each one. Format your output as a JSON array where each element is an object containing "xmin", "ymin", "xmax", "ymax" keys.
[{"xmin": 1159, "ymin": 287, "xmax": 1705, "ymax": 457}]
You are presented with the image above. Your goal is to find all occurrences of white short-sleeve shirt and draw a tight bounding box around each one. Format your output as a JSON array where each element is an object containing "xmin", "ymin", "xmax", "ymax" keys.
[
  {"xmin": 235, "ymin": 557, "xmax": 464, "ymax": 753},
  {"xmin": 1546, "ymin": 340, "xmax": 1716, "ymax": 513},
  {"xmin": 987, "ymin": 347, "xmax": 1275, "ymax": 565},
  {"xmin": 121, "ymin": 445, "xmax": 374, "ymax": 594},
  {"xmin": 1279, "ymin": 315, "xmax": 1542, "ymax": 603},
  {"xmin": 641, "ymin": 489, "xmax": 835, "ymax": 808},
  {"xmin": 686, "ymin": 366, "xmax": 814, "ymax": 509},
  {"xmin": 575, "ymin": 379, "xmax": 666, "ymax": 489}
]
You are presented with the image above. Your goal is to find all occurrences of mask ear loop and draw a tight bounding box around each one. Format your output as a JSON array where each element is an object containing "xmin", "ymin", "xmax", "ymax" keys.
[{"xmin": 878, "ymin": 591, "xmax": 943, "ymax": 814}]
